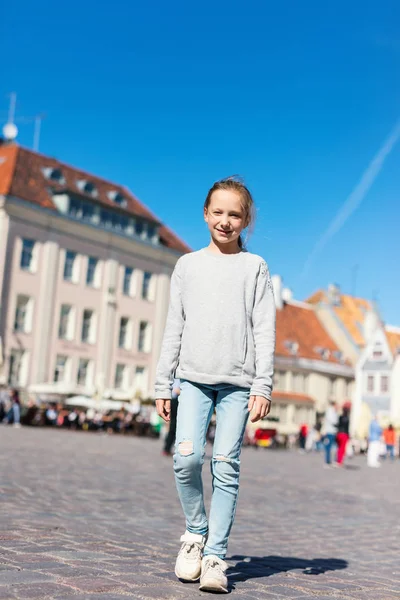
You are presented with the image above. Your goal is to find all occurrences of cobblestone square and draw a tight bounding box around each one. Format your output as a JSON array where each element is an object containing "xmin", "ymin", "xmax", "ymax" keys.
[{"xmin": 1, "ymin": 427, "xmax": 399, "ymax": 599}]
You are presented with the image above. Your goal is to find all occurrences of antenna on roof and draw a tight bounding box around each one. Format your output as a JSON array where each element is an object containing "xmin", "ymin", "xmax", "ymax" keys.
[
  {"xmin": 2, "ymin": 92, "xmax": 18, "ymax": 142},
  {"xmin": 1, "ymin": 93, "xmax": 45, "ymax": 151},
  {"xmin": 33, "ymin": 113, "xmax": 45, "ymax": 152}
]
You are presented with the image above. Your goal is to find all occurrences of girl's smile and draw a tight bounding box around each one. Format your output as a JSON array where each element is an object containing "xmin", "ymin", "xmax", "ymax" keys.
[{"xmin": 204, "ymin": 189, "xmax": 248, "ymax": 252}]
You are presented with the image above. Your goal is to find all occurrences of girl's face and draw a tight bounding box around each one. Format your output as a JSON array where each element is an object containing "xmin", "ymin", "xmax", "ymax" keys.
[{"xmin": 204, "ymin": 189, "xmax": 248, "ymax": 248}]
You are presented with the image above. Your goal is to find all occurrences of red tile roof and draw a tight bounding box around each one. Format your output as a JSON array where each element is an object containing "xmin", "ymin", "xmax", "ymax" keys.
[
  {"xmin": 386, "ymin": 327, "xmax": 400, "ymax": 357},
  {"xmin": 0, "ymin": 143, "xmax": 191, "ymax": 254},
  {"xmin": 272, "ymin": 391, "xmax": 315, "ymax": 404},
  {"xmin": 276, "ymin": 301, "xmax": 349, "ymax": 365}
]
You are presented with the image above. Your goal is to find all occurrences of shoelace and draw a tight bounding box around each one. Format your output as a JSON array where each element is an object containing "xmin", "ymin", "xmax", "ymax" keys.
[
  {"xmin": 180, "ymin": 542, "xmax": 201, "ymax": 559},
  {"xmin": 203, "ymin": 558, "xmax": 225, "ymax": 576}
]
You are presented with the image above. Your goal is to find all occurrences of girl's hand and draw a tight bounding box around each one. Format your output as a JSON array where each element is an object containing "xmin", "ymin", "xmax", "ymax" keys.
[
  {"xmin": 156, "ymin": 399, "xmax": 171, "ymax": 422},
  {"xmin": 248, "ymin": 395, "xmax": 271, "ymax": 423}
]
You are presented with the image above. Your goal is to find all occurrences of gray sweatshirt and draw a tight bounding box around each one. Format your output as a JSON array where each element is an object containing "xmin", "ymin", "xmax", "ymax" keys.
[{"xmin": 155, "ymin": 248, "xmax": 276, "ymax": 400}]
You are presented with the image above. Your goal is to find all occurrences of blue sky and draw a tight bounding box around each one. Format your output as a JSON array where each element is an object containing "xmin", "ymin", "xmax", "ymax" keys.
[{"xmin": 1, "ymin": 0, "xmax": 399, "ymax": 323}]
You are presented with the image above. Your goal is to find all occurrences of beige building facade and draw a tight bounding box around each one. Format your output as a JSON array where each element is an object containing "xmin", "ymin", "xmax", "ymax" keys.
[{"xmin": 0, "ymin": 144, "xmax": 189, "ymax": 401}]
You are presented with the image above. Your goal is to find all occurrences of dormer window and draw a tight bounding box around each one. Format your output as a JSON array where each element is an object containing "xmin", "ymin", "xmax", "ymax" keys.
[
  {"xmin": 284, "ymin": 340, "xmax": 299, "ymax": 355},
  {"xmin": 42, "ymin": 167, "xmax": 65, "ymax": 184},
  {"xmin": 107, "ymin": 190, "xmax": 127, "ymax": 208},
  {"xmin": 315, "ymin": 347, "xmax": 331, "ymax": 360},
  {"xmin": 372, "ymin": 343, "xmax": 384, "ymax": 360},
  {"xmin": 77, "ymin": 180, "xmax": 98, "ymax": 197},
  {"xmin": 332, "ymin": 350, "xmax": 343, "ymax": 362}
]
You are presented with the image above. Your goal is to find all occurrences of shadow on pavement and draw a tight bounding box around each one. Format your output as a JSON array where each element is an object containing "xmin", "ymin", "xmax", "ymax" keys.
[{"xmin": 227, "ymin": 555, "xmax": 348, "ymax": 588}]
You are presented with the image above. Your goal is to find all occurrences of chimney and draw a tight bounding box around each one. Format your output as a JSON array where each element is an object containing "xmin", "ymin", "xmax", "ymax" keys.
[
  {"xmin": 271, "ymin": 274, "xmax": 283, "ymax": 310},
  {"xmin": 363, "ymin": 310, "xmax": 379, "ymax": 343},
  {"xmin": 327, "ymin": 283, "xmax": 341, "ymax": 306},
  {"xmin": 282, "ymin": 287, "xmax": 293, "ymax": 303}
]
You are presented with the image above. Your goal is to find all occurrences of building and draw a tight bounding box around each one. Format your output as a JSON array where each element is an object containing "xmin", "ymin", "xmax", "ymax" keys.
[
  {"xmin": 0, "ymin": 143, "xmax": 190, "ymax": 401},
  {"xmin": 263, "ymin": 276, "xmax": 354, "ymax": 435},
  {"xmin": 307, "ymin": 284, "xmax": 400, "ymax": 435}
]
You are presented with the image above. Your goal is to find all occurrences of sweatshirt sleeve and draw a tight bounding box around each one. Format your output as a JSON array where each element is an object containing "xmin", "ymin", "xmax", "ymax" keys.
[
  {"xmin": 154, "ymin": 259, "xmax": 185, "ymax": 399},
  {"xmin": 250, "ymin": 261, "xmax": 276, "ymax": 400}
]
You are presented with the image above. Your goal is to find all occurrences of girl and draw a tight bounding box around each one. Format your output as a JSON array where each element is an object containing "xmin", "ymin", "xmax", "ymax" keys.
[{"xmin": 155, "ymin": 177, "xmax": 276, "ymax": 593}]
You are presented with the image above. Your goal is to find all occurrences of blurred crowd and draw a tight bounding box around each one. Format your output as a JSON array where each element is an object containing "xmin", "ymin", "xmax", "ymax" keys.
[
  {"xmin": 1, "ymin": 387, "xmax": 398, "ymax": 468},
  {"xmin": 0, "ymin": 388, "xmax": 164, "ymax": 438}
]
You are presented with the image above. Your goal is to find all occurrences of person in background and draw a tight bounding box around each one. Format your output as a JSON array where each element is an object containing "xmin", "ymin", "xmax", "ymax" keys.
[
  {"xmin": 11, "ymin": 389, "xmax": 21, "ymax": 428},
  {"xmin": 298, "ymin": 423, "xmax": 308, "ymax": 452},
  {"xmin": 163, "ymin": 379, "xmax": 180, "ymax": 456},
  {"xmin": 383, "ymin": 424, "xmax": 396, "ymax": 461},
  {"xmin": 336, "ymin": 406, "xmax": 350, "ymax": 467},
  {"xmin": 323, "ymin": 401, "xmax": 338, "ymax": 466},
  {"xmin": 367, "ymin": 416, "xmax": 382, "ymax": 468}
]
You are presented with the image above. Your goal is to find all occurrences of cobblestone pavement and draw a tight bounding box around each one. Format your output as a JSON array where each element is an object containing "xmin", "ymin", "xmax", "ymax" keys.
[{"xmin": 1, "ymin": 427, "xmax": 399, "ymax": 599}]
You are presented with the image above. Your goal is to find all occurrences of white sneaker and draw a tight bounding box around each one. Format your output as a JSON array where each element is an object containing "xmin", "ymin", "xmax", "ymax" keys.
[
  {"xmin": 199, "ymin": 555, "xmax": 228, "ymax": 593},
  {"xmin": 175, "ymin": 531, "xmax": 206, "ymax": 582}
]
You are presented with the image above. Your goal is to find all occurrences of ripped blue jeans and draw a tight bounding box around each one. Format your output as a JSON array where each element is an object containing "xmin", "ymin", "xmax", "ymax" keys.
[{"xmin": 174, "ymin": 379, "xmax": 250, "ymax": 558}]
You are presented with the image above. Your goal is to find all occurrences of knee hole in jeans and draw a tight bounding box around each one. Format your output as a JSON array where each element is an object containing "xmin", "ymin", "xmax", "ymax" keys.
[
  {"xmin": 178, "ymin": 441, "xmax": 194, "ymax": 456},
  {"xmin": 214, "ymin": 454, "xmax": 231, "ymax": 462}
]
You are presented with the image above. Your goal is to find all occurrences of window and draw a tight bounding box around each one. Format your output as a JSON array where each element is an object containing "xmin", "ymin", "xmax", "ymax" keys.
[
  {"xmin": 329, "ymin": 378, "xmax": 337, "ymax": 397},
  {"xmin": 20, "ymin": 238, "xmax": 36, "ymax": 272},
  {"xmin": 8, "ymin": 349, "xmax": 28, "ymax": 386},
  {"xmin": 293, "ymin": 373, "xmax": 305, "ymax": 393},
  {"xmin": 14, "ymin": 295, "xmax": 34, "ymax": 333},
  {"xmin": 134, "ymin": 366, "xmax": 147, "ymax": 396},
  {"xmin": 142, "ymin": 272, "xmax": 152, "ymax": 300},
  {"xmin": 81, "ymin": 309, "xmax": 95, "ymax": 344},
  {"xmin": 118, "ymin": 317, "xmax": 132, "ymax": 349},
  {"xmin": 77, "ymin": 359, "xmax": 90, "ymax": 386},
  {"xmin": 100, "ymin": 209, "xmax": 113, "ymax": 229},
  {"xmin": 372, "ymin": 344, "xmax": 384, "ymax": 360},
  {"xmin": 123, "ymin": 267, "xmax": 134, "ymax": 296},
  {"xmin": 273, "ymin": 370, "xmax": 286, "ymax": 391},
  {"xmin": 108, "ymin": 190, "xmax": 127, "ymax": 208},
  {"xmin": 367, "ymin": 375, "xmax": 374, "ymax": 393},
  {"xmin": 54, "ymin": 355, "xmax": 68, "ymax": 383},
  {"xmin": 115, "ymin": 363, "xmax": 129, "ymax": 389},
  {"xmin": 82, "ymin": 202, "xmax": 95, "ymax": 221},
  {"xmin": 58, "ymin": 304, "xmax": 75, "ymax": 340},
  {"xmin": 138, "ymin": 321, "xmax": 152, "ymax": 353},
  {"xmin": 135, "ymin": 220, "xmax": 144, "ymax": 237},
  {"xmin": 381, "ymin": 375, "xmax": 389, "ymax": 393},
  {"xmin": 86, "ymin": 257, "xmax": 99, "ymax": 287},
  {"xmin": 64, "ymin": 250, "xmax": 78, "ymax": 282},
  {"xmin": 147, "ymin": 224, "xmax": 157, "ymax": 240}
]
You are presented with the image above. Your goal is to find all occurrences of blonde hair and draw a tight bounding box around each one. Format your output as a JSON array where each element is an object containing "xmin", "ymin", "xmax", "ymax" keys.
[{"xmin": 204, "ymin": 176, "xmax": 255, "ymax": 249}]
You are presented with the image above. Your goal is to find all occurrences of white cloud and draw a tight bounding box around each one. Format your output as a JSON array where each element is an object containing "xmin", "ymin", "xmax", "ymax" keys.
[{"xmin": 301, "ymin": 119, "xmax": 400, "ymax": 277}]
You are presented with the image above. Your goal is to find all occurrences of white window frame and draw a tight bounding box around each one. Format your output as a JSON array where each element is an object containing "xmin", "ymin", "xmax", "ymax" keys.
[
  {"xmin": 142, "ymin": 272, "xmax": 156, "ymax": 301},
  {"xmin": 115, "ymin": 363, "xmax": 130, "ymax": 390},
  {"xmin": 366, "ymin": 374, "xmax": 374, "ymax": 394},
  {"xmin": 8, "ymin": 349, "xmax": 29, "ymax": 387},
  {"xmin": 118, "ymin": 316, "xmax": 132, "ymax": 350},
  {"xmin": 86, "ymin": 256, "xmax": 101, "ymax": 288},
  {"xmin": 138, "ymin": 321, "xmax": 152, "ymax": 353},
  {"xmin": 81, "ymin": 309, "xmax": 96, "ymax": 344},
  {"xmin": 77, "ymin": 358, "xmax": 91, "ymax": 387},
  {"xmin": 54, "ymin": 355, "xmax": 71, "ymax": 383},
  {"xmin": 380, "ymin": 375, "xmax": 389, "ymax": 394},
  {"xmin": 133, "ymin": 366, "xmax": 147, "ymax": 397},
  {"xmin": 63, "ymin": 250, "xmax": 80, "ymax": 283},
  {"xmin": 58, "ymin": 304, "xmax": 75, "ymax": 341},
  {"xmin": 19, "ymin": 238, "xmax": 39, "ymax": 273},
  {"xmin": 14, "ymin": 295, "xmax": 34, "ymax": 334},
  {"xmin": 123, "ymin": 266, "xmax": 137, "ymax": 297}
]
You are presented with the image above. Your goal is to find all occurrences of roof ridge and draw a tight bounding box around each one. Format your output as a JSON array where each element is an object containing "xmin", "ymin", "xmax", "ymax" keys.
[{"xmin": 386, "ymin": 324, "xmax": 400, "ymax": 333}]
